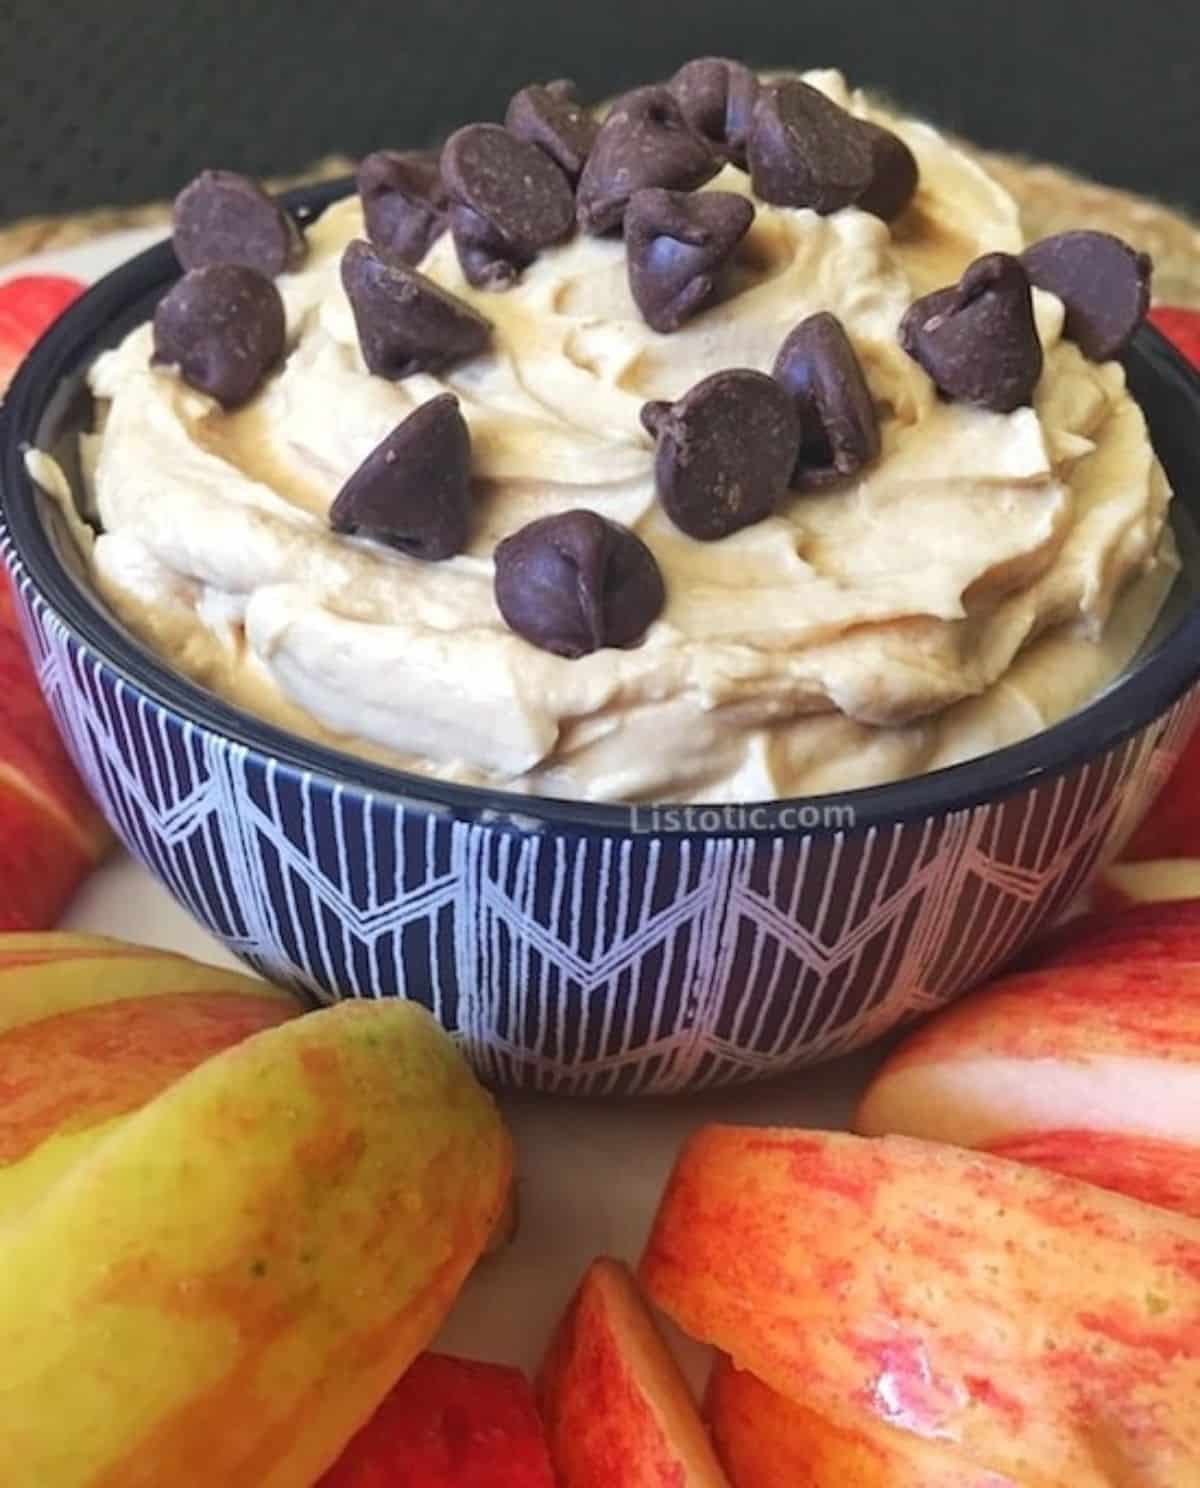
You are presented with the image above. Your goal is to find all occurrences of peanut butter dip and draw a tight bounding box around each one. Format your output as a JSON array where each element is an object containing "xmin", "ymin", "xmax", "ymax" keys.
[{"xmin": 68, "ymin": 71, "xmax": 1173, "ymax": 803}]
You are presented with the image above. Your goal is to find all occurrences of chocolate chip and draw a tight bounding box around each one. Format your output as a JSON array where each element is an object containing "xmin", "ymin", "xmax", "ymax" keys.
[
  {"xmin": 640, "ymin": 401, "xmax": 672, "ymax": 437},
  {"xmin": 576, "ymin": 86, "xmax": 722, "ymax": 236},
  {"xmin": 340, "ymin": 239, "xmax": 491, "ymax": 380},
  {"xmin": 505, "ymin": 79, "xmax": 599, "ymax": 183},
  {"xmin": 357, "ymin": 149, "xmax": 448, "ymax": 265},
  {"xmin": 773, "ymin": 312, "xmax": 881, "ymax": 489},
  {"xmin": 1021, "ymin": 230, "xmax": 1152, "ymax": 362},
  {"xmin": 441, "ymin": 124, "xmax": 575, "ymax": 287},
  {"xmin": 857, "ymin": 122, "xmax": 919, "ymax": 222},
  {"xmin": 625, "ymin": 188, "xmax": 755, "ymax": 333},
  {"xmin": 649, "ymin": 369, "xmax": 801, "ymax": 540},
  {"xmin": 172, "ymin": 170, "xmax": 305, "ymax": 277},
  {"xmin": 900, "ymin": 252, "xmax": 1044, "ymax": 414},
  {"xmin": 494, "ymin": 510, "xmax": 665, "ymax": 657},
  {"xmin": 748, "ymin": 80, "xmax": 874, "ymax": 214},
  {"xmin": 152, "ymin": 263, "xmax": 285, "ymax": 408},
  {"xmin": 668, "ymin": 57, "xmax": 760, "ymax": 167},
  {"xmin": 329, "ymin": 393, "xmax": 471, "ymax": 560}
]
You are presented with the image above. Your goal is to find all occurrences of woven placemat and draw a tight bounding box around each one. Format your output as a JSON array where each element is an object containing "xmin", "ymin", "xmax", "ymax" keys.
[{"xmin": 2, "ymin": 147, "xmax": 1197, "ymax": 306}]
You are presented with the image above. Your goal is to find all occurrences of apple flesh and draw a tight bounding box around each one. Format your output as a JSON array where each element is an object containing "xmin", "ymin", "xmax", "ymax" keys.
[
  {"xmin": 706, "ymin": 1356, "xmax": 1019, "ymax": 1488},
  {"xmin": 319, "ymin": 1351, "xmax": 555, "ymax": 1487},
  {"xmin": 640, "ymin": 1125, "xmax": 1200, "ymax": 1486},
  {"xmin": 1094, "ymin": 858, "xmax": 1200, "ymax": 912},
  {"xmin": 0, "ymin": 998, "xmax": 513, "ymax": 1488},
  {"xmin": 0, "ymin": 582, "xmax": 110, "ymax": 928},
  {"xmin": 539, "ymin": 1256, "xmax": 730, "ymax": 1487}
]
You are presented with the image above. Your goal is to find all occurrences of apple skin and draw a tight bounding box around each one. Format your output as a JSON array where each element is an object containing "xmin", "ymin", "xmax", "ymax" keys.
[
  {"xmin": 0, "ymin": 584, "xmax": 111, "ymax": 929},
  {"xmin": 0, "ymin": 930, "xmax": 299, "ymax": 1223},
  {"xmin": 538, "ymin": 1256, "xmax": 731, "ymax": 1487},
  {"xmin": 1094, "ymin": 858, "xmax": 1200, "ymax": 913},
  {"xmin": 0, "ymin": 999, "xmax": 512, "ymax": 1488},
  {"xmin": 706, "ymin": 1356, "xmax": 1019, "ymax": 1488},
  {"xmin": 640, "ymin": 1125, "xmax": 1200, "ymax": 1487},
  {"xmin": 1120, "ymin": 719, "xmax": 1200, "ymax": 861},
  {"xmin": 319, "ymin": 1352, "xmax": 556, "ymax": 1487},
  {"xmin": 856, "ymin": 905, "xmax": 1200, "ymax": 1217}
]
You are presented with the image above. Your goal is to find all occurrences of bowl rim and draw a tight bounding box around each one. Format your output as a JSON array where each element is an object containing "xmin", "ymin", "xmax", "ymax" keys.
[{"xmin": 3, "ymin": 176, "xmax": 1200, "ymax": 839}]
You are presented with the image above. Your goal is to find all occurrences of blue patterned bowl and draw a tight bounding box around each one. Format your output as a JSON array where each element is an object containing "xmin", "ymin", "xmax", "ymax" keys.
[{"xmin": 4, "ymin": 182, "xmax": 1200, "ymax": 1094}]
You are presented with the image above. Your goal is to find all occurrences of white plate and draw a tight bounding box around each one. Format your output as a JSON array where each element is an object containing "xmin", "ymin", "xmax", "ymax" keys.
[{"xmin": 2, "ymin": 235, "xmax": 884, "ymax": 1378}]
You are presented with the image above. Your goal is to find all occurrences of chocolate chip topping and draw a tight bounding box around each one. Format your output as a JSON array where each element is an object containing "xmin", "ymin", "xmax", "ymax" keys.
[
  {"xmin": 857, "ymin": 122, "xmax": 919, "ymax": 222},
  {"xmin": 576, "ymin": 86, "xmax": 722, "ymax": 236},
  {"xmin": 747, "ymin": 80, "xmax": 917, "ymax": 221},
  {"xmin": 329, "ymin": 393, "xmax": 472, "ymax": 561},
  {"xmin": 748, "ymin": 80, "xmax": 873, "ymax": 214},
  {"xmin": 152, "ymin": 263, "xmax": 285, "ymax": 408},
  {"xmin": 772, "ymin": 312, "xmax": 881, "ymax": 489},
  {"xmin": 441, "ymin": 124, "xmax": 576, "ymax": 287},
  {"xmin": 625, "ymin": 188, "xmax": 755, "ymax": 333},
  {"xmin": 668, "ymin": 57, "xmax": 760, "ymax": 167},
  {"xmin": 341, "ymin": 239, "xmax": 491, "ymax": 380},
  {"xmin": 900, "ymin": 252, "xmax": 1044, "ymax": 414},
  {"xmin": 357, "ymin": 149, "xmax": 448, "ymax": 266},
  {"xmin": 505, "ymin": 79, "xmax": 599, "ymax": 184},
  {"xmin": 494, "ymin": 510, "xmax": 665, "ymax": 657},
  {"xmin": 1021, "ymin": 230, "xmax": 1152, "ymax": 362},
  {"xmin": 649, "ymin": 369, "xmax": 801, "ymax": 540},
  {"xmin": 172, "ymin": 169, "xmax": 305, "ymax": 277}
]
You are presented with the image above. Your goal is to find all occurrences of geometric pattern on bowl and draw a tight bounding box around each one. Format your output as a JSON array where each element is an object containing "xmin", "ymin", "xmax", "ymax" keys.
[{"xmin": 8, "ymin": 551, "xmax": 1196, "ymax": 1093}]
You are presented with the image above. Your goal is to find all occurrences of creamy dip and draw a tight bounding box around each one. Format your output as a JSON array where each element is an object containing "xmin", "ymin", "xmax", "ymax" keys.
[{"xmin": 65, "ymin": 71, "xmax": 1173, "ymax": 803}]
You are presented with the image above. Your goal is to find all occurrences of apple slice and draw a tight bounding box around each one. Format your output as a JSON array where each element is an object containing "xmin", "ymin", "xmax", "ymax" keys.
[
  {"xmin": 706, "ymin": 1356, "xmax": 1019, "ymax": 1488},
  {"xmin": 0, "ymin": 578, "xmax": 110, "ymax": 929},
  {"xmin": 855, "ymin": 917, "xmax": 1200, "ymax": 1216},
  {"xmin": 538, "ymin": 1256, "xmax": 730, "ymax": 1487},
  {"xmin": 640, "ymin": 1125, "xmax": 1200, "ymax": 1486},
  {"xmin": 1027, "ymin": 898, "xmax": 1200, "ymax": 970},
  {"xmin": 0, "ymin": 930, "xmax": 298, "ymax": 1223},
  {"xmin": 1094, "ymin": 858, "xmax": 1200, "ymax": 912},
  {"xmin": 1121, "ymin": 716, "xmax": 1200, "ymax": 861},
  {"xmin": 319, "ymin": 1352, "xmax": 555, "ymax": 1487},
  {"xmin": 0, "ymin": 999, "xmax": 512, "ymax": 1487}
]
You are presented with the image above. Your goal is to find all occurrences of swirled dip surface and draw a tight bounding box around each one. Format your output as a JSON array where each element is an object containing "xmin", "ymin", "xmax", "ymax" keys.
[{"xmin": 77, "ymin": 72, "xmax": 1172, "ymax": 803}]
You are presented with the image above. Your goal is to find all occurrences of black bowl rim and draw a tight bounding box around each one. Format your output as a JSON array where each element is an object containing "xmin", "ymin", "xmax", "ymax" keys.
[{"xmin": 3, "ymin": 176, "xmax": 1200, "ymax": 839}]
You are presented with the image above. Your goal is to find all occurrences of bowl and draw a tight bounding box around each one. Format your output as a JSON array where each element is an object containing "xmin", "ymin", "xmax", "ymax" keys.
[{"xmin": 3, "ymin": 179, "xmax": 1200, "ymax": 1095}]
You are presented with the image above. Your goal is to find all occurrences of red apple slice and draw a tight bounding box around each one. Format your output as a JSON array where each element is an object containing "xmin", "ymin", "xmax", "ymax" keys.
[
  {"xmin": 1094, "ymin": 858, "xmax": 1200, "ymax": 912},
  {"xmin": 640, "ymin": 1125, "xmax": 1200, "ymax": 1486},
  {"xmin": 1121, "ymin": 715, "xmax": 1200, "ymax": 861},
  {"xmin": 319, "ymin": 1351, "xmax": 555, "ymax": 1487},
  {"xmin": 706, "ymin": 1356, "xmax": 1019, "ymax": 1488},
  {"xmin": 539, "ymin": 1256, "xmax": 730, "ymax": 1487}
]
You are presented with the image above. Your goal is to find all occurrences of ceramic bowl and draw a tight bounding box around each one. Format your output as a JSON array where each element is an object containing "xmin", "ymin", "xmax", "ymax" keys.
[{"xmin": 4, "ymin": 180, "xmax": 1200, "ymax": 1094}]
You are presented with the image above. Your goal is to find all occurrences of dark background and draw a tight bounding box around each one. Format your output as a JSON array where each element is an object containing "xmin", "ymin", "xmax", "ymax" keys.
[{"xmin": 1, "ymin": 0, "xmax": 1196, "ymax": 223}]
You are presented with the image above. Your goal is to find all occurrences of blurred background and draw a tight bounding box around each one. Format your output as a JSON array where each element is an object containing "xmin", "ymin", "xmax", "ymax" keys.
[{"xmin": 1, "ymin": 0, "xmax": 1197, "ymax": 224}]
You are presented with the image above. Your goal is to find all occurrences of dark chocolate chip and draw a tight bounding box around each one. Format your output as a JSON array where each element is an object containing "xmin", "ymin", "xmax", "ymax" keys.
[
  {"xmin": 441, "ymin": 124, "xmax": 575, "ymax": 287},
  {"xmin": 340, "ymin": 239, "xmax": 491, "ymax": 380},
  {"xmin": 494, "ymin": 510, "xmax": 665, "ymax": 657},
  {"xmin": 329, "ymin": 393, "xmax": 471, "ymax": 560},
  {"xmin": 576, "ymin": 86, "xmax": 722, "ymax": 236},
  {"xmin": 649, "ymin": 369, "xmax": 801, "ymax": 540},
  {"xmin": 668, "ymin": 57, "xmax": 760, "ymax": 167},
  {"xmin": 900, "ymin": 252, "xmax": 1044, "ymax": 414},
  {"xmin": 505, "ymin": 79, "xmax": 599, "ymax": 183},
  {"xmin": 640, "ymin": 400, "xmax": 672, "ymax": 438},
  {"xmin": 357, "ymin": 149, "xmax": 448, "ymax": 265},
  {"xmin": 857, "ymin": 122, "xmax": 919, "ymax": 222},
  {"xmin": 625, "ymin": 187, "xmax": 755, "ymax": 333},
  {"xmin": 172, "ymin": 169, "xmax": 305, "ymax": 277},
  {"xmin": 772, "ymin": 312, "xmax": 881, "ymax": 489},
  {"xmin": 748, "ymin": 80, "xmax": 874, "ymax": 214},
  {"xmin": 448, "ymin": 202, "xmax": 525, "ymax": 290},
  {"xmin": 1021, "ymin": 230, "xmax": 1152, "ymax": 362},
  {"xmin": 152, "ymin": 263, "xmax": 285, "ymax": 408}
]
